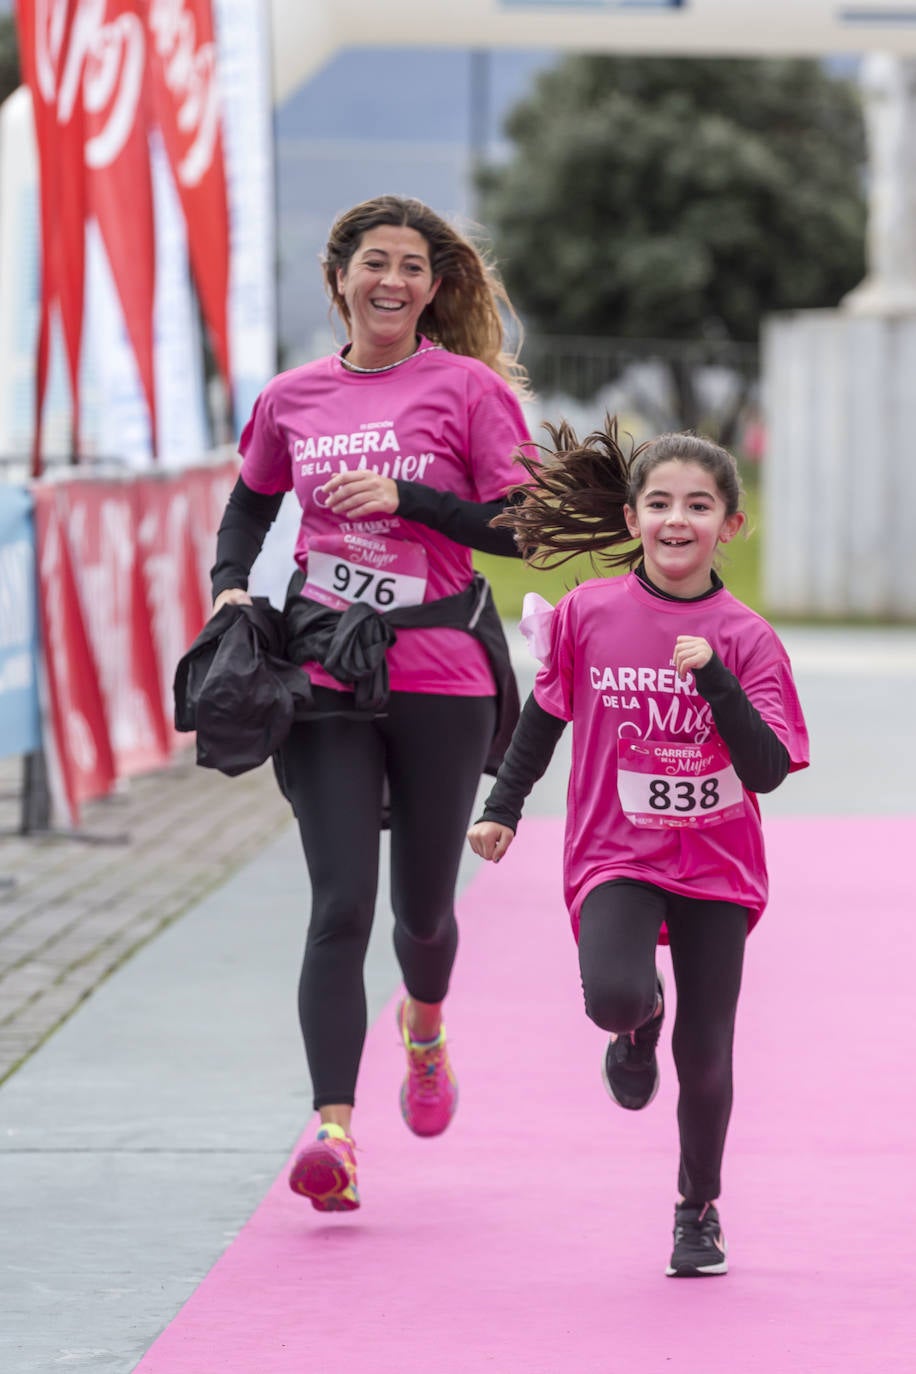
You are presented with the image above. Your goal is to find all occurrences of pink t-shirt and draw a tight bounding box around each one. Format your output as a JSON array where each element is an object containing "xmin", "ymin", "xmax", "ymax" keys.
[
  {"xmin": 533, "ymin": 574, "xmax": 810, "ymax": 939},
  {"xmin": 239, "ymin": 341, "xmax": 531, "ymax": 695}
]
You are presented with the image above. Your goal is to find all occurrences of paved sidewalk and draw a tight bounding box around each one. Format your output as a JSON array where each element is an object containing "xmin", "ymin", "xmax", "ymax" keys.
[{"xmin": 0, "ymin": 751, "xmax": 291, "ymax": 1084}]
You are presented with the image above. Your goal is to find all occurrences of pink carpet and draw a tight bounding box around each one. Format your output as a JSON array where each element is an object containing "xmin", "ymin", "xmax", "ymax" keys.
[{"xmin": 136, "ymin": 816, "xmax": 915, "ymax": 1373}]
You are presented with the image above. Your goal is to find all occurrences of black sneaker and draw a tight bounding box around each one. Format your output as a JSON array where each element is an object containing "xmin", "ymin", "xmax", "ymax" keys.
[
  {"xmin": 666, "ymin": 1202, "xmax": 729, "ymax": 1277},
  {"xmin": 601, "ymin": 971, "xmax": 665, "ymax": 1110}
]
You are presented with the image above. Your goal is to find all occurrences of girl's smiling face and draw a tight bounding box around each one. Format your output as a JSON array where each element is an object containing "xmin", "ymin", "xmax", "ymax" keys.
[
  {"xmin": 336, "ymin": 224, "xmax": 440, "ymax": 365},
  {"xmin": 624, "ymin": 459, "xmax": 745, "ymax": 598}
]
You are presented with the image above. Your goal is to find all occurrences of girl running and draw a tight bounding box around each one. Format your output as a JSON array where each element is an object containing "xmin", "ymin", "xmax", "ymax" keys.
[
  {"xmin": 468, "ymin": 417, "xmax": 809, "ymax": 1276},
  {"xmin": 210, "ymin": 196, "xmax": 532, "ymax": 1212}
]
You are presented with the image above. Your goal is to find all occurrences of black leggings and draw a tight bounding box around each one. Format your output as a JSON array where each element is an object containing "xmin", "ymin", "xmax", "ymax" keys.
[
  {"xmin": 578, "ymin": 880, "xmax": 748, "ymax": 1204},
  {"xmin": 278, "ymin": 688, "xmax": 496, "ymax": 1110}
]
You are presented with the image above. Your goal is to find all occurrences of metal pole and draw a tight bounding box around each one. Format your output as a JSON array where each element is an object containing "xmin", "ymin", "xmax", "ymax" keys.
[
  {"xmin": 20, "ymin": 749, "xmax": 52, "ymax": 835},
  {"xmin": 468, "ymin": 48, "xmax": 491, "ymax": 216}
]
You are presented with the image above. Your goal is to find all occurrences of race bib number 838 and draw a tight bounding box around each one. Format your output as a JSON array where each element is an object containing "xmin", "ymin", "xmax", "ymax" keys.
[{"xmin": 617, "ymin": 738, "xmax": 745, "ymax": 829}]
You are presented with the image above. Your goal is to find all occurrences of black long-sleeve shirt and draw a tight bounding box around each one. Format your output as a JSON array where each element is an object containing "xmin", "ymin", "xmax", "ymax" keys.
[
  {"xmin": 210, "ymin": 479, "xmax": 284, "ymax": 600},
  {"xmin": 479, "ymin": 565, "xmax": 790, "ymax": 831},
  {"xmin": 210, "ymin": 476, "xmax": 520, "ymax": 601}
]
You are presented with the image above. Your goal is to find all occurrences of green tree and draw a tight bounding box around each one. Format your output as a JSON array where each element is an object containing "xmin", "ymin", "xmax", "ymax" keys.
[
  {"xmin": 0, "ymin": 16, "xmax": 20, "ymax": 109},
  {"xmin": 479, "ymin": 55, "xmax": 866, "ymax": 438}
]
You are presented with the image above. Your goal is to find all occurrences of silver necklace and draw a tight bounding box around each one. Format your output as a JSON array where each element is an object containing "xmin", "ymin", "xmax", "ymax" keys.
[{"xmin": 339, "ymin": 343, "xmax": 441, "ymax": 374}]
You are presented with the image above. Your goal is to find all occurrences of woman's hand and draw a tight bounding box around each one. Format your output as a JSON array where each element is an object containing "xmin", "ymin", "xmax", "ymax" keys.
[
  {"xmin": 673, "ymin": 635, "xmax": 714, "ymax": 680},
  {"xmin": 467, "ymin": 821, "xmax": 516, "ymax": 864},
  {"xmin": 322, "ymin": 469, "xmax": 399, "ymax": 519},
  {"xmin": 211, "ymin": 587, "xmax": 253, "ymax": 618}
]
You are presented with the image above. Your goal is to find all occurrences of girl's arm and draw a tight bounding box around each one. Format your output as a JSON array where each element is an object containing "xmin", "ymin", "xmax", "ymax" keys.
[
  {"xmin": 394, "ymin": 483, "xmax": 522, "ymax": 557},
  {"xmin": 690, "ymin": 652, "xmax": 790, "ymax": 793},
  {"xmin": 210, "ymin": 477, "xmax": 284, "ymax": 601},
  {"xmin": 468, "ymin": 693, "xmax": 567, "ymax": 861}
]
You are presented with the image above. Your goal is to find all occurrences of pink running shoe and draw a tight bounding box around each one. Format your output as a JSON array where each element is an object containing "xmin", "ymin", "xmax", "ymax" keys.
[
  {"xmin": 398, "ymin": 998, "xmax": 458, "ymax": 1137},
  {"xmin": 288, "ymin": 1123, "xmax": 360, "ymax": 1211}
]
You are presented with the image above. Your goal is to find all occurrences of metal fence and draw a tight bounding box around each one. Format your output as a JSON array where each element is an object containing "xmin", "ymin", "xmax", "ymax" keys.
[{"xmin": 518, "ymin": 334, "xmax": 761, "ymax": 452}]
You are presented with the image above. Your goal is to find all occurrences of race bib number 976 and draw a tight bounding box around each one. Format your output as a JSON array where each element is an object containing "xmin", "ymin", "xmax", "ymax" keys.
[
  {"xmin": 303, "ymin": 532, "xmax": 428, "ymax": 611},
  {"xmin": 617, "ymin": 738, "xmax": 745, "ymax": 829}
]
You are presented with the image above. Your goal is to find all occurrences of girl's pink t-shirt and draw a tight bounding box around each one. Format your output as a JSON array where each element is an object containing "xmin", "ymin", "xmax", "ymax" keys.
[
  {"xmin": 238, "ymin": 341, "xmax": 532, "ymax": 695},
  {"xmin": 533, "ymin": 573, "xmax": 810, "ymax": 939}
]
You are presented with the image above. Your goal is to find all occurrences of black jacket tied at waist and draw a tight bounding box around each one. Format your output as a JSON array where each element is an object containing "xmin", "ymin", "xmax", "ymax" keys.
[{"xmin": 173, "ymin": 572, "xmax": 519, "ymax": 780}]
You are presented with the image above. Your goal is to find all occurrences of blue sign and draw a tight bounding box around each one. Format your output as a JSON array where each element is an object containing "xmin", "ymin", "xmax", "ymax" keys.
[{"xmin": 0, "ymin": 486, "xmax": 41, "ymax": 759}]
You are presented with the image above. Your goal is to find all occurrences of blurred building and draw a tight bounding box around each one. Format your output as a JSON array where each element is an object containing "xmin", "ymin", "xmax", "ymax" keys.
[{"xmin": 274, "ymin": 47, "xmax": 555, "ymax": 366}]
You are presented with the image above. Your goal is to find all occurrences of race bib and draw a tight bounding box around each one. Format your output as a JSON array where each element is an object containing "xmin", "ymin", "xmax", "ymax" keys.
[
  {"xmin": 303, "ymin": 531, "xmax": 428, "ymax": 612},
  {"xmin": 617, "ymin": 737, "xmax": 745, "ymax": 830}
]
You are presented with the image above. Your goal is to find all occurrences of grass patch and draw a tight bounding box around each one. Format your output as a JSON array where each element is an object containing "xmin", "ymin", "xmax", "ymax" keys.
[{"xmin": 476, "ymin": 483, "xmax": 762, "ymax": 619}]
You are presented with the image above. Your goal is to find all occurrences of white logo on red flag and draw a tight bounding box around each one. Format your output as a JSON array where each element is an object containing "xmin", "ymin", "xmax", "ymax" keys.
[
  {"xmin": 35, "ymin": 0, "xmax": 143, "ymax": 163},
  {"xmin": 149, "ymin": 0, "xmax": 220, "ymax": 186},
  {"xmin": 82, "ymin": 8, "xmax": 146, "ymax": 169},
  {"xmin": 148, "ymin": 0, "xmax": 232, "ymax": 396}
]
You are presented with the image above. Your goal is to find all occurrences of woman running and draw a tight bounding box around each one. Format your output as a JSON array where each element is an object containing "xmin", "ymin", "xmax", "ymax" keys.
[{"xmin": 210, "ymin": 196, "xmax": 532, "ymax": 1211}]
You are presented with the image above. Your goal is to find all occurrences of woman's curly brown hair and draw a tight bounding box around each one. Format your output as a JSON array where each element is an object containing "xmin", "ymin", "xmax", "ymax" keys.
[{"xmin": 323, "ymin": 195, "xmax": 528, "ymax": 395}]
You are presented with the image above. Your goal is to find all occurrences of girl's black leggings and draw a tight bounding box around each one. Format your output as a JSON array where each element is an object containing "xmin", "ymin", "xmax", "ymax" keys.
[
  {"xmin": 277, "ymin": 688, "xmax": 496, "ymax": 1111},
  {"xmin": 578, "ymin": 879, "xmax": 748, "ymax": 1205}
]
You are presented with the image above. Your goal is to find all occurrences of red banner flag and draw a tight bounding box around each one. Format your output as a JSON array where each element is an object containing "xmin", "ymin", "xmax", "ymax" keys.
[
  {"xmin": 16, "ymin": 0, "xmax": 87, "ymax": 474},
  {"xmin": 148, "ymin": 0, "xmax": 232, "ymax": 402},
  {"xmin": 16, "ymin": 0, "xmax": 159, "ymax": 467},
  {"xmin": 82, "ymin": 1, "xmax": 158, "ymax": 456}
]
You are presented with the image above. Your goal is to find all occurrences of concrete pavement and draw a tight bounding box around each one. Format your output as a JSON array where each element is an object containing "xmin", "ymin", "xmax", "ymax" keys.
[{"xmin": 0, "ymin": 751, "xmax": 291, "ymax": 1085}]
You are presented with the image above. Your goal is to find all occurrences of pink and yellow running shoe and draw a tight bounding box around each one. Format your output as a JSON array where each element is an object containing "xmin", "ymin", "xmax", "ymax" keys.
[
  {"xmin": 398, "ymin": 998, "xmax": 458, "ymax": 1137},
  {"xmin": 288, "ymin": 1123, "xmax": 360, "ymax": 1211}
]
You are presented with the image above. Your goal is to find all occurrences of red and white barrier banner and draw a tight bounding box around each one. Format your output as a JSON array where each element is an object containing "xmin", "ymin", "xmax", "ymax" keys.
[
  {"xmin": 16, "ymin": 0, "xmax": 87, "ymax": 470},
  {"xmin": 148, "ymin": 0, "xmax": 233, "ymax": 398},
  {"xmin": 32, "ymin": 483, "xmax": 116, "ymax": 825},
  {"xmin": 134, "ymin": 476, "xmax": 206, "ymax": 745},
  {"xmin": 135, "ymin": 460, "xmax": 236, "ymax": 735},
  {"xmin": 182, "ymin": 457, "xmax": 238, "ymax": 609},
  {"xmin": 60, "ymin": 478, "xmax": 171, "ymax": 776},
  {"xmin": 32, "ymin": 463, "xmax": 232, "ymax": 825}
]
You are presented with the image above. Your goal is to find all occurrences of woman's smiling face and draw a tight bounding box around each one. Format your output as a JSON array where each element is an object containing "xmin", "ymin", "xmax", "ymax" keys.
[
  {"xmin": 336, "ymin": 224, "xmax": 440, "ymax": 364},
  {"xmin": 624, "ymin": 459, "xmax": 744, "ymax": 598}
]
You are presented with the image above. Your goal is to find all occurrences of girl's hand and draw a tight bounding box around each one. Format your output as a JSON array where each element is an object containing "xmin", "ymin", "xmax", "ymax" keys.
[
  {"xmin": 673, "ymin": 635, "xmax": 714, "ymax": 680},
  {"xmin": 211, "ymin": 587, "xmax": 253, "ymax": 618},
  {"xmin": 467, "ymin": 821, "xmax": 516, "ymax": 864},
  {"xmin": 322, "ymin": 469, "xmax": 399, "ymax": 519}
]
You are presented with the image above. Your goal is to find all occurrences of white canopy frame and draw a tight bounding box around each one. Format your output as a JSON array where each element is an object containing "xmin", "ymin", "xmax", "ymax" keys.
[{"xmin": 269, "ymin": 0, "xmax": 916, "ymax": 103}]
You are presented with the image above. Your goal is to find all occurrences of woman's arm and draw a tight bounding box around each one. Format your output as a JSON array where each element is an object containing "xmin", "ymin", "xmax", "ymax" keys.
[
  {"xmin": 394, "ymin": 483, "xmax": 522, "ymax": 558},
  {"xmin": 210, "ymin": 477, "xmax": 285, "ymax": 602},
  {"xmin": 319, "ymin": 469, "xmax": 520, "ymax": 557}
]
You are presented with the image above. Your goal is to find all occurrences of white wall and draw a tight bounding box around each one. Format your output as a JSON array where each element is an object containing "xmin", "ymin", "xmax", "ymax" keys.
[{"xmin": 762, "ymin": 310, "xmax": 916, "ymax": 618}]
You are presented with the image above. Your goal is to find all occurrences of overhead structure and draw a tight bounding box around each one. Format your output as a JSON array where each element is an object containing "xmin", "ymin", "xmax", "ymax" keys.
[{"xmin": 270, "ymin": 0, "xmax": 916, "ymax": 103}]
